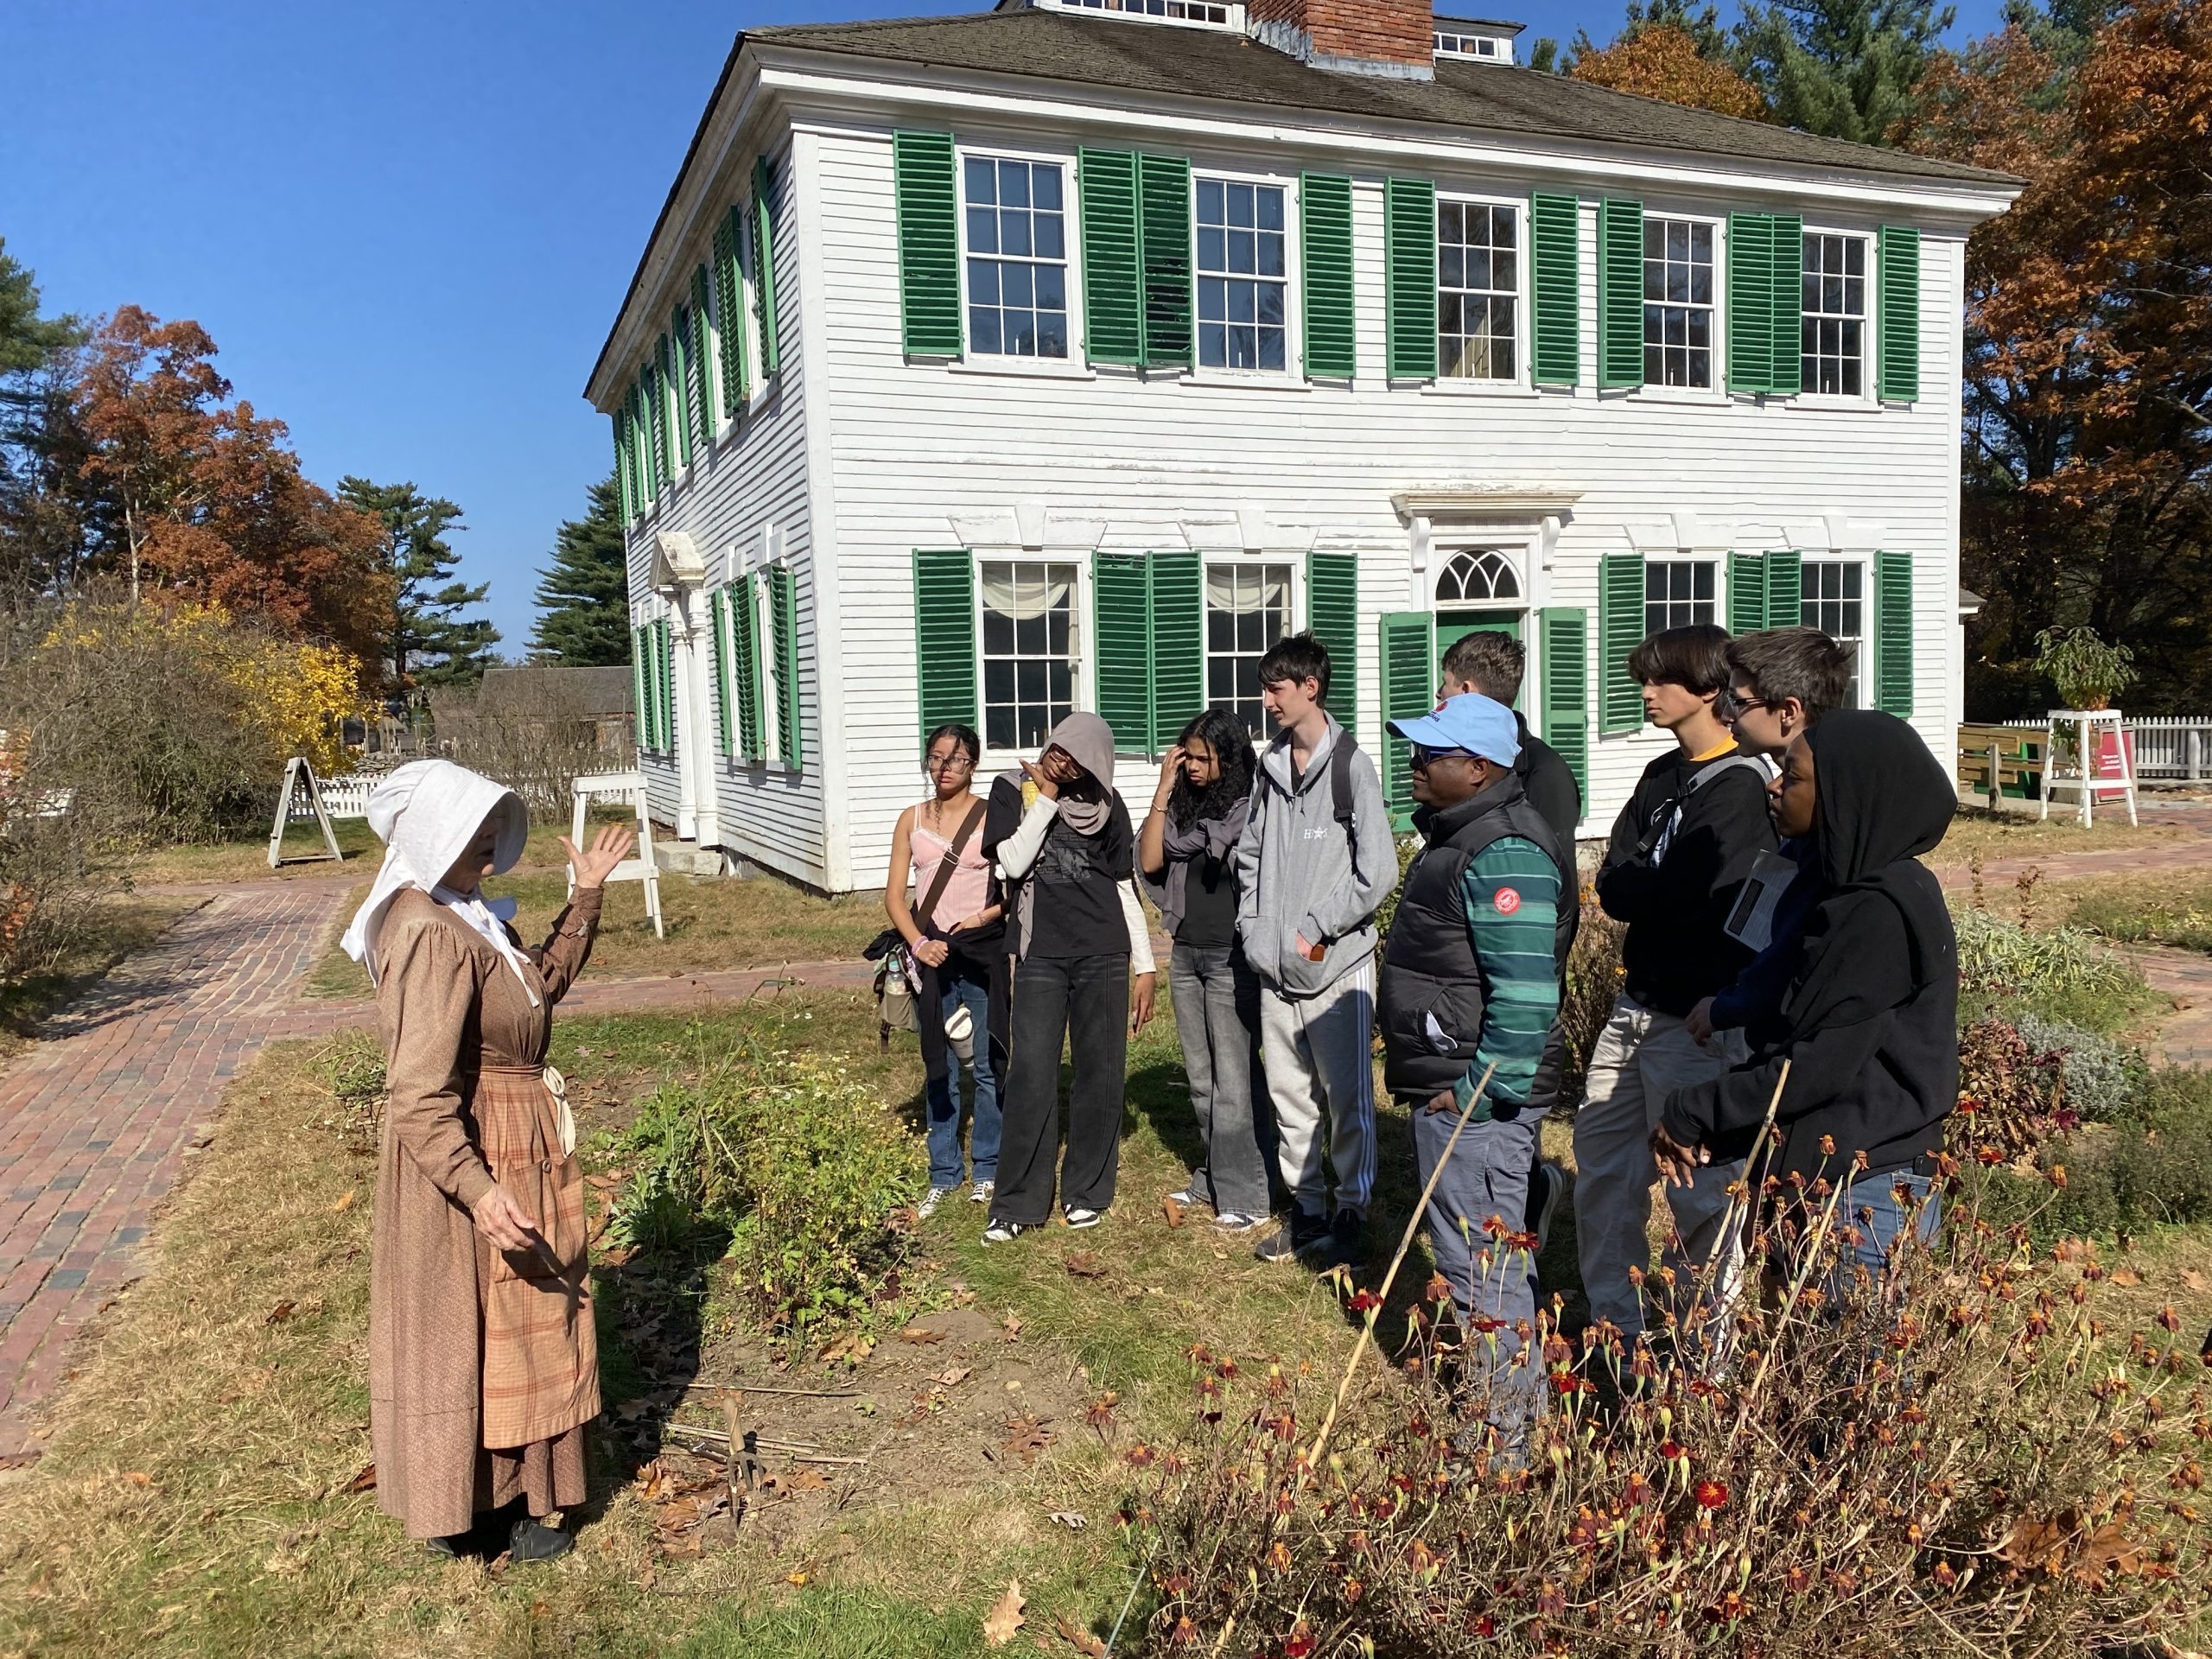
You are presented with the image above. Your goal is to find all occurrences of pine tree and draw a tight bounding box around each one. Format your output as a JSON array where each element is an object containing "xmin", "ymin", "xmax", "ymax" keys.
[
  {"xmin": 0, "ymin": 240, "xmax": 92, "ymax": 599},
  {"xmin": 1735, "ymin": 0, "xmax": 1955, "ymax": 144},
  {"xmin": 338, "ymin": 477, "xmax": 499, "ymax": 690},
  {"xmin": 530, "ymin": 475, "xmax": 631, "ymax": 666}
]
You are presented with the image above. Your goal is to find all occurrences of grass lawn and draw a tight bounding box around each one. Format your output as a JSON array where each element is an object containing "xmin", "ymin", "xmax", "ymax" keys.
[
  {"xmin": 2060, "ymin": 870, "xmax": 2212, "ymax": 954},
  {"xmin": 134, "ymin": 814, "xmax": 641, "ymax": 890},
  {"xmin": 0, "ymin": 892, "xmax": 200, "ymax": 1054},
  {"xmin": 1924, "ymin": 803, "xmax": 2190, "ymax": 868}
]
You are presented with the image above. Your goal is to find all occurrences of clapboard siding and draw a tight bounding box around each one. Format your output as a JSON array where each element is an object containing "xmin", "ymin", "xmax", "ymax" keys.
[{"xmin": 807, "ymin": 125, "xmax": 1969, "ymax": 889}]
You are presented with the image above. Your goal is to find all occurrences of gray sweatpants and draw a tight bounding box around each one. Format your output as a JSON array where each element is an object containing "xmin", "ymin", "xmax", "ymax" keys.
[
  {"xmin": 1169, "ymin": 942, "xmax": 1270, "ymax": 1218},
  {"xmin": 1259, "ymin": 958, "xmax": 1376, "ymax": 1218}
]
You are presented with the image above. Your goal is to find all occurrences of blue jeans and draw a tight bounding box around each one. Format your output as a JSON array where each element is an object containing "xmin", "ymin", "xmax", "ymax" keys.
[
  {"xmin": 1410, "ymin": 1097, "xmax": 1541, "ymax": 1440},
  {"xmin": 925, "ymin": 961, "xmax": 1000, "ymax": 1191},
  {"xmin": 1829, "ymin": 1169, "xmax": 1939, "ymax": 1299}
]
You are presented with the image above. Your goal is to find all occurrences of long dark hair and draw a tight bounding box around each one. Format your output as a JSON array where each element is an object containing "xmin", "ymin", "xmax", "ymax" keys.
[{"xmin": 1167, "ymin": 707, "xmax": 1257, "ymax": 830}]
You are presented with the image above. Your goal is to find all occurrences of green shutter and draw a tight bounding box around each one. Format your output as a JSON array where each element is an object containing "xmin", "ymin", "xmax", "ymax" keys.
[
  {"xmin": 713, "ymin": 206, "xmax": 750, "ymax": 416},
  {"xmin": 645, "ymin": 356, "xmax": 670, "ymax": 488},
  {"xmin": 1138, "ymin": 153, "xmax": 1192, "ymax": 370},
  {"xmin": 711, "ymin": 588, "xmax": 733, "ymax": 754},
  {"xmin": 1727, "ymin": 551, "xmax": 1768, "ymax": 636},
  {"xmin": 1877, "ymin": 226, "xmax": 1920, "ymax": 403},
  {"xmin": 1599, "ymin": 551, "xmax": 1646, "ymax": 734},
  {"xmin": 632, "ymin": 626, "xmax": 650, "ymax": 750},
  {"xmin": 1597, "ymin": 198, "xmax": 1644, "ymax": 391},
  {"xmin": 1874, "ymin": 550, "xmax": 1914, "ymax": 716},
  {"xmin": 668, "ymin": 315, "xmax": 695, "ymax": 468},
  {"xmin": 690, "ymin": 264, "xmax": 717, "ymax": 441},
  {"xmin": 1149, "ymin": 550, "xmax": 1203, "ymax": 755},
  {"xmin": 913, "ymin": 548, "xmax": 978, "ymax": 744},
  {"xmin": 1092, "ymin": 552, "xmax": 1154, "ymax": 753},
  {"xmin": 729, "ymin": 573, "xmax": 762, "ymax": 760},
  {"xmin": 1301, "ymin": 173, "xmax": 1356, "ymax": 379},
  {"xmin": 613, "ymin": 412, "xmax": 632, "ymax": 523},
  {"xmin": 1539, "ymin": 607, "xmax": 1590, "ymax": 807},
  {"xmin": 1383, "ymin": 177, "xmax": 1438, "ymax": 381},
  {"xmin": 1726, "ymin": 212, "xmax": 1774, "ymax": 395},
  {"xmin": 1530, "ymin": 191, "xmax": 1580, "ymax": 388},
  {"xmin": 1765, "ymin": 550, "xmax": 1803, "ymax": 628},
  {"xmin": 752, "ymin": 155, "xmax": 781, "ymax": 377},
  {"xmin": 1078, "ymin": 148, "xmax": 1141, "ymax": 365},
  {"xmin": 1767, "ymin": 215, "xmax": 1802, "ymax": 398},
  {"xmin": 767, "ymin": 563, "xmax": 799, "ymax": 767},
  {"xmin": 1378, "ymin": 611, "xmax": 1437, "ymax": 829},
  {"xmin": 893, "ymin": 130, "xmax": 962, "ymax": 358},
  {"xmin": 657, "ymin": 620, "xmax": 676, "ymax": 753},
  {"xmin": 1306, "ymin": 550, "xmax": 1358, "ymax": 734}
]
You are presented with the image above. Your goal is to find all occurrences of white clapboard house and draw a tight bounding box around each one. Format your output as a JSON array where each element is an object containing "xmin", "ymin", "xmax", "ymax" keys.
[{"xmin": 588, "ymin": 0, "xmax": 2018, "ymax": 893}]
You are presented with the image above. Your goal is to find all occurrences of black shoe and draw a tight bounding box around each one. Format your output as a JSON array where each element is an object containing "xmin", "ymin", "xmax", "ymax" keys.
[
  {"xmin": 1525, "ymin": 1160, "xmax": 1568, "ymax": 1252},
  {"xmin": 507, "ymin": 1517, "xmax": 574, "ymax": 1563},
  {"xmin": 425, "ymin": 1533, "xmax": 465, "ymax": 1560},
  {"xmin": 1323, "ymin": 1207, "xmax": 1365, "ymax": 1269},
  {"xmin": 1255, "ymin": 1207, "xmax": 1328, "ymax": 1263}
]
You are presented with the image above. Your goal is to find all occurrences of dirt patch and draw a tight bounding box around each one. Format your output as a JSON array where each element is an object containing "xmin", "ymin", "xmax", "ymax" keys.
[{"xmin": 631, "ymin": 1300, "xmax": 1096, "ymax": 1559}]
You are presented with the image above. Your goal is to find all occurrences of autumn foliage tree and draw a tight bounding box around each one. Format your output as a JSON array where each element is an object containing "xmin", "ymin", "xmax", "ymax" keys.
[{"xmin": 1570, "ymin": 22, "xmax": 1770, "ymax": 118}]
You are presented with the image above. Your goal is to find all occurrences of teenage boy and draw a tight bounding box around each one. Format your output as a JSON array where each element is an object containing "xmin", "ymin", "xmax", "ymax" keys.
[
  {"xmin": 1684, "ymin": 627, "xmax": 1853, "ymax": 1046},
  {"xmin": 1575, "ymin": 624, "xmax": 1777, "ymax": 1344},
  {"xmin": 1377, "ymin": 694, "xmax": 1567, "ymax": 1433},
  {"xmin": 1434, "ymin": 631, "xmax": 1580, "ymax": 1242},
  {"xmin": 1235, "ymin": 633, "xmax": 1396, "ymax": 1269}
]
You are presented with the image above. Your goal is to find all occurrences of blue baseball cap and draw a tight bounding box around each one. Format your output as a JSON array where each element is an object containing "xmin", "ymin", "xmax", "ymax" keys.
[{"xmin": 1386, "ymin": 693, "xmax": 1522, "ymax": 768}]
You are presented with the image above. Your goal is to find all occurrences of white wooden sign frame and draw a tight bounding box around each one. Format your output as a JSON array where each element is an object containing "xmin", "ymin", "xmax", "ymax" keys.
[
  {"xmin": 268, "ymin": 755, "xmax": 345, "ymax": 868},
  {"xmin": 569, "ymin": 769, "xmax": 664, "ymax": 938}
]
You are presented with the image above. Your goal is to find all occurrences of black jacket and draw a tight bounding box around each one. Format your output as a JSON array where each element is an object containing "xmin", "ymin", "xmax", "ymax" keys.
[
  {"xmin": 1514, "ymin": 715, "xmax": 1582, "ymax": 858},
  {"xmin": 1595, "ymin": 742, "xmax": 1777, "ymax": 1014},
  {"xmin": 1661, "ymin": 712, "xmax": 1959, "ymax": 1184}
]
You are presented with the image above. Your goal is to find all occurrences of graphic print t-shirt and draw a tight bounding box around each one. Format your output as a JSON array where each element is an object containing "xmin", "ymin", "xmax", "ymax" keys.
[{"xmin": 1024, "ymin": 792, "xmax": 1136, "ymax": 959}]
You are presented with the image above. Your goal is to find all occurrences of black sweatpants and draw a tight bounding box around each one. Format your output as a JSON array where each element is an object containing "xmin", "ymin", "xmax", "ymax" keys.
[{"xmin": 990, "ymin": 951, "xmax": 1129, "ymax": 1225}]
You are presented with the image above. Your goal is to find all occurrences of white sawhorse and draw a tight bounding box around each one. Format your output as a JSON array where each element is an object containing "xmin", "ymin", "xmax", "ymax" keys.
[{"xmin": 569, "ymin": 770, "xmax": 664, "ymax": 938}]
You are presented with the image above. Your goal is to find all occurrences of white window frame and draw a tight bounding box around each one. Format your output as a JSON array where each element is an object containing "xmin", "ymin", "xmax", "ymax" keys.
[
  {"xmin": 1643, "ymin": 557, "xmax": 1719, "ymax": 636},
  {"xmin": 956, "ymin": 146, "xmax": 1080, "ymax": 367},
  {"xmin": 1034, "ymin": 0, "xmax": 1246, "ymax": 32},
  {"xmin": 1433, "ymin": 27, "xmax": 1510, "ymax": 60},
  {"xmin": 1796, "ymin": 227, "xmax": 1875, "ymax": 405},
  {"xmin": 1203, "ymin": 556, "xmax": 1298, "ymax": 743},
  {"xmin": 734, "ymin": 204, "xmax": 770, "ymax": 415},
  {"xmin": 1640, "ymin": 210, "xmax": 1725, "ymax": 396},
  {"xmin": 976, "ymin": 556, "xmax": 1087, "ymax": 766},
  {"xmin": 1800, "ymin": 557, "xmax": 1867, "ymax": 708},
  {"xmin": 1434, "ymin": 192, "xmax": 1528, "ymax": 388},
  {"xmin": 1188, "ymin": 166, "xmax": 1302, "ymax": 383}
]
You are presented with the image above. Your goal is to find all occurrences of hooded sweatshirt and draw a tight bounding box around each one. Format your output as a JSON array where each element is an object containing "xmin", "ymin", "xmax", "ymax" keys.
[
  {"xmin": 1661, "ymin": 711, "xmax": 1959, "ymax": 1184},
  {"xmin": 1232, "ymin": 713, "xmax": 1397, "ymax": 997}
]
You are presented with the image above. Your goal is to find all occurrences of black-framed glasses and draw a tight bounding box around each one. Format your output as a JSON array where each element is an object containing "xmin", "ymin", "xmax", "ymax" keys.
[
  {"xmin": 925, "ymin": 751, "xmax": 976, "ymax": 774},
  {"xmin": 1410, "ymin": 743, "xmax": 1474, "ymax": 769},
  {"xmin": 1721, "ymin": 690, "xmax": 1770, "ymax": 719}
]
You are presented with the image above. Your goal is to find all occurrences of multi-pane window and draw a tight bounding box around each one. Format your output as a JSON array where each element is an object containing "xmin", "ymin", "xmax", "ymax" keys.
[
  {"xmin": 1056, "ymin": 0, "xmax": 1236, "ymax": 22},
  {"xmin": 964, "ymin": 157, "xmax": 1069, "ymax": 359},
  {"xmin": 1644, "ymin": 560, "xmax": 1716, "ymax": 635},
  {"xmin": 1643, "ymin": 216, "xmax": 1715, "ymax": 389},
  {"xmin": 1205, "ymin": 563, "xmax": 1293, "ymax": 741},
  {"xmin": 1801, "ymin": 232, "xmax": 1867, "ymax": 397},
  {"xmin": 1801, "ymin": 561, "xmax": 1865, "ymax": 705},
  {"xmin": 1439, "ymin": 201, "xmax": 1517, "ymax": 381},
  {"xmin": 1197, "ymin": 179, "xmax": 1287, "ymax": 372},
  {"xmin": 980, "ymin": 562, "xmax": 1079, "ymax": 751}
]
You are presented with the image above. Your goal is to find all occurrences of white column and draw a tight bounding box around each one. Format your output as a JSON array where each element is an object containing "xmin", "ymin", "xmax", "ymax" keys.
[
  {"xmin": 678, "ymin": 588, "xmax": 722, "ymax": 853},
  {"xmin": 669, "ymin": 599, "xmax": 701, "ymax": 842}
]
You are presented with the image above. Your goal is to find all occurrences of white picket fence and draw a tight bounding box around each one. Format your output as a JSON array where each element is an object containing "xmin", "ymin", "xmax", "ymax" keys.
[{"xmin": 2002, "ymin": 716, "xmax": 2212, "ymax": 784}]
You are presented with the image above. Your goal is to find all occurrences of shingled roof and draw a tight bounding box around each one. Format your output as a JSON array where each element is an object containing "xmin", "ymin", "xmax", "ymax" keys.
[{"xmin": 750, "ymin": 6, "xmax": 2017, "ymax": 189}]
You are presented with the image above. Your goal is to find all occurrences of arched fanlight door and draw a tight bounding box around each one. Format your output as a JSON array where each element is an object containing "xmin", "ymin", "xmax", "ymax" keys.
[{"xmin": 1433, "ymin": 549, "xmax": 1521, "ymax": 605}]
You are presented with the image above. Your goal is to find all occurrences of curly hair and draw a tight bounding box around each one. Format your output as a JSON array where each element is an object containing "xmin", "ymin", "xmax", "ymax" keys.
[{"xmin": 1167, "ymin": 707, "xmax": 1258, "ymax": 830}]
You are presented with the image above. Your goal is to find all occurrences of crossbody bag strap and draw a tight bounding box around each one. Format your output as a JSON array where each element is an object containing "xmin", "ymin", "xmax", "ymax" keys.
[{"xmin": 915, "ymin": 798, "xmax": 986, "ymax": 931}]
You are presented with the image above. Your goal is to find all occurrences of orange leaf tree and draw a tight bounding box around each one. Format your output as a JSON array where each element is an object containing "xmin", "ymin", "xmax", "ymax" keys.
[{"xmin": 1570, "ymin": 22, "xmax": 1770, "ymax": 120}]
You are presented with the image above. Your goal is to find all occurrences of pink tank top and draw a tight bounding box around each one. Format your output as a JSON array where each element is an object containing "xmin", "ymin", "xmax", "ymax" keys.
[{"xmin": 911, "ymin": 806, "xmax": 991, "ymax": 929}]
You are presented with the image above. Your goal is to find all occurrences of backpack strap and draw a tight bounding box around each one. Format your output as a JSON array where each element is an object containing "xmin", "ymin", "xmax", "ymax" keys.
[{"xmin": 1329, "ymin": 730, "xmax": 1363, "ymax": 879}]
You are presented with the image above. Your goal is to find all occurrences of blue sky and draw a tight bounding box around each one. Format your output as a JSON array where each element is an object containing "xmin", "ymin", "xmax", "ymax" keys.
[{"xmin": 5, "ymin": 0, "xmax": 2005, "ymax": 652}]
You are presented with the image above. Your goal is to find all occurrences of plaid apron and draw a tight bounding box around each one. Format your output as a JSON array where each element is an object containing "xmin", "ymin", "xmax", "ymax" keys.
[{"xmin": 475, "ymin": 1064, "xmax": 600, "ymax": 1449}]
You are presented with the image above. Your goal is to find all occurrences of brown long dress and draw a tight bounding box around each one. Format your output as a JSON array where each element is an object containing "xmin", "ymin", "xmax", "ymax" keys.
[{"xmin": 368, "ymin": 883, "xmax": 604, "ymax": 1540}]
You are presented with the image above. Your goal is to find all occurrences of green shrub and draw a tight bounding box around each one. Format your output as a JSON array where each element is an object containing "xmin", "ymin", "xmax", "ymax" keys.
[
  {"xmin": 2069, "ymin": 878, "xmax": 2212, "ymax": 954},
  {"xmin": 1979, "ymin": 1066, "xmax": 2212, "ymax": 1241},
  {"xmin": 607, "ymin": 1027, "xmax": 925, "ymax": 1348},
  {"xmin": 2007, "ymin": 1007, "xmax": 2146, "ymax": 1122},
  {"xmin": 1951, "ymin": 906, "xmax": 2155, "ymax": 1034}
]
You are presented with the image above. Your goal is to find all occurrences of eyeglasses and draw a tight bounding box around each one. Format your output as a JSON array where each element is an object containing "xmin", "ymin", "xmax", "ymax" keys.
[
  {"xmin": 1409, "ymin": 743, "xmax": 1475, "ymax": 768},
  {"xmin": 925, "ymin": 752, "xmax": 975, "ymax": 774},
  {"xmin": 1723, "ymin": 692, "xmax": 1770, "ymax": 717}
]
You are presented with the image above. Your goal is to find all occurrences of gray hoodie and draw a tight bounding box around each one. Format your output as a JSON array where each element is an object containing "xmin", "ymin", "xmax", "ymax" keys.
[{"xmin": 1233, "ymin": 714, "xmax": 1397, "ymax": 997}]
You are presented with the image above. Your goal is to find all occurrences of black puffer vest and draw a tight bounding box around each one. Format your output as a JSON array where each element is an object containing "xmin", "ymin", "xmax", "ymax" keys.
[{"xmin": 1379, "ymin": 775, "xmax": 1572, "ymax": 1098}]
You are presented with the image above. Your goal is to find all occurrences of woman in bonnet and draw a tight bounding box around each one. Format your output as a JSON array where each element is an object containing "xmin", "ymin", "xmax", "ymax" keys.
[{"xmin": 340, "ymin": 760, "xmax": 632, "ymax": 1561}]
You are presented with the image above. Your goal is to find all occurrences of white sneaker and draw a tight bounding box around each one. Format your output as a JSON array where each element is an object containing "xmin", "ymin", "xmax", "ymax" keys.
[
  {"xmin": 916, "ymin": 1186, "xmax": 956, "ymax": 1220},
  {"xmin": 1213, "ymin": 1211, "xmax": 1265, "ymax": 1234},
  {"xmin": 970, "ymin": 1179, "xmax": 995, "ymax": 1204},
  {"xmin": 1063, "ymin": 1206, "xmax": 1103, "ymax": 1230},
  {"xmin": 1166, "ymin": 1185, "xmax": 1204, "ymax": 1208},
  {"xmin": 982, "ymin": 1218, "xmax": 1032, "ymax": 1245}
]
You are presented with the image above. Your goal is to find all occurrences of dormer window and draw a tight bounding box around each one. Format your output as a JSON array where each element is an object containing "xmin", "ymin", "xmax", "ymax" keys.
[
  {"xmin": 1035, "ymin": 0, "xmax": 1245, "ymax": 30},
  {"xmin": 1433, "ymin": 17, "xmax": 1522, "ymax": 62}
]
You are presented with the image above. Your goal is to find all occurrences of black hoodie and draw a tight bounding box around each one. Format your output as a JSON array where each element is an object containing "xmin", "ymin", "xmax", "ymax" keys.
[{"xmin": 1660, "ymin": 711, "xmax": 1959, "ymax": 1184}]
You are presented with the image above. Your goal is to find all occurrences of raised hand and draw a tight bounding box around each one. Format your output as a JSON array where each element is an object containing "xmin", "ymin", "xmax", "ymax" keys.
[
  {"xmin": 561, "ymin": 823, "xmax": 636, "ymax": 890},
  {"xmin": 1019, "ymin": 756, "xmax": 1060, "ymax": 801}
]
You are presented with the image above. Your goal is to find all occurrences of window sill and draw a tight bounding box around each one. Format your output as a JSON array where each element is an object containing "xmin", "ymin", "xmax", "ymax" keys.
[
  {"xmin": 1624, "ymin": 387, "xmax": 1729, "ymax": 409},
  {"xmin": 946, "ymin": 358, "xmax": 1097, "ymax": 383},
  {"xmin": 1783, "ymin": 393, "xmax": 1883, "ymax": 414},
  {"xmin": 1419, "ymin": 380, "xmax": 1541, "ymax": 401},
  {"xmin": 1178, "ymin": 372, "xmax": 1311, "ymax": 392}
]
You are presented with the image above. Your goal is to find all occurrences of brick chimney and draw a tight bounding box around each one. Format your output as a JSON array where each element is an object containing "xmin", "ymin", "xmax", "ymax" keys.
[{"xmin": 1248, "ymin": 0, "xmax": 1436, "ymax": 79}]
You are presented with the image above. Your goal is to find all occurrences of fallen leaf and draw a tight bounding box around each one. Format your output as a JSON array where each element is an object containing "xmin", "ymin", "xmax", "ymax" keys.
[
  {"xmin": 342, "ymin": 1462, "xmax": 376, "ymax": 1493},
  {"xmin": 1065, "ymin": 1250, "xmax": 1105, "ymax": 1279},
  {"xmin": 1048, "ymin": 1510, "xmax": 1088, "ymax": 1530},
  {"xmin": 331, "ymin": 1190, "xmax": 357, "ymax": 1215},
  {"xmin": 530, "ymin": 1599, "xmax": 549, "ymax": 1618},
  {"xmin": 898, "ymin": 1326, "xmax": 949, "ymax": 1345},
  {"xmin": 2054, "ymin": 1237, "xmax": 2094, "ymax": 1263},
  {"xmin": 820, "ymin": 1332, "xmax": 874, "ymax": 1364},
  {"xmin": 1003, "ymin": 1416, "xmax": 1054, "ymax": 1465},
  {"xmin": 122, "ymin": 1471, "xmax": 152, "ymax": 1487},
  {"xmin": 1056, "ymin": 1611, "xmax": 1108, "ymax": 1657},
  {"xmin": 787, "ymin": 1569, "xmax": 810, "ymax": 1586},
  {"xmin": 2180, "ymin": 1268, "xmax": 2210, "ymax": 1294},
  {"xmin": 653, "ymin": 1497, "xmax": 701, "ymax": 1533},
  {"xmin": 932, "ymin": 1366, "xmax": 974, "ymax": 1389},
  {"xmin": 2075, "ymin": 1520, "xmax": 2145, "ymax": 1583},
  {"xmin": 982, "ymin": 1579, "xmax": 1027, "ymax": 1647},
  {"xmin": 785, "ymin": 1466, "xmax": 832, "ymax": 1492},
  {"xmin": 2112, "ymin": 1268, "xmax": 2143, "ymax": 1287},
  {"xmin": 264, "ymin": 1300, "xmax": 296, "ymax": 1325},
  {"xmin": 1162, "ymin": 1196, "xmax": 1185, "ymax": 1229},
  {"xmin": 1001, "ymin": 1313, "xmax": 1024, "ymax": 1341}
]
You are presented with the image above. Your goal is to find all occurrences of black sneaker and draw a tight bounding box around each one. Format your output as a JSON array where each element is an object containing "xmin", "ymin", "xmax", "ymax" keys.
[
  {"xmin": 1322, "ymin": 1207, "xmax": 1366, "ymax": 1269},
  {"xmin": 1255, "ymin": 1207, "xmax": 1327, "ymax": 1263},
  {"xmin": 1526, "ymin": 1160, "xmax": 1568, "ymax": 1252},
  {"xmin": 507, "ymin": 1516, "xmax": 574, "ymax": 1564}
]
